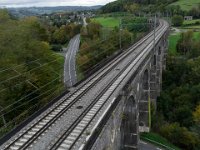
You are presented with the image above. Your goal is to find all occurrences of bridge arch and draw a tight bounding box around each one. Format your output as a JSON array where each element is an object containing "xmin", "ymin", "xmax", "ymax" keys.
[
  {"xmin": 120, "ymin": 95, "xmax": 137, "ymax": 149},
  {"xmin": 153, "ymin": 55, "xmax": 157, "ymax": 66},
  {"xmin": 150, "ymin": 54, "xmax": 158, "ymax": 109},
  {"xmin": 142, "ymin": 70, "xmax": 149, "ymax": 90},
  {"xmin": 158, "ymin": 46, "xmax": 161, "ymax": 55}
]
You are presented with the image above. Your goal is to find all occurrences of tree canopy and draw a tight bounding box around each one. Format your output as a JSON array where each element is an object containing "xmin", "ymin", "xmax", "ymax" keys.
[{"xmin": 0, "ymin": 9, "xmax": 64, "ymax": 135}]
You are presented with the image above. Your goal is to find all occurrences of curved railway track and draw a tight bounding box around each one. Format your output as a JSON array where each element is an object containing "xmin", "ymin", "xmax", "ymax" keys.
[{"xmin": 2, "ymin": 20, "xmax": 168, "ymax": 150}]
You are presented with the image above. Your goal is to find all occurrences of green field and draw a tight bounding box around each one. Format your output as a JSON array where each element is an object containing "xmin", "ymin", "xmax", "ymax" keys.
[
  {"xmin": 170, "ymin": 0, "xmax": 200, "ymax": 11},
  {"xmin": 193, "ymin": 32, "xmax": 200, "ymax": 39},
  {"xmin": 181, "ymin": 25, "xmax": 200, "ymax": 29},
  {"xmin": 92, "ymin": 17, "xmax": 120, "ymax": 28},
  {"xmin": 169, "ymin": 34, "xmax": 180, "ymax": 55},
  {"xmin": 183, "ymin": 19, "xmax": 200, "ymax": 25},
  {"xmin": 169, "ymin": 32, "xmax": 200, "ymax": 55}
]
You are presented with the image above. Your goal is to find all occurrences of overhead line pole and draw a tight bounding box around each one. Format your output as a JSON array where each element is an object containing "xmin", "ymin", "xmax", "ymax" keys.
[
  {"xmin": 0, "ymin": 106, "xmax": 6, "ymax": 127},
  {"xmin": 154, "ymin": 14, "xmax": 156, "ymax": 52},
  {"xmin": 119, "ymin": 18, "xmax": 122, "ymax": 51}
]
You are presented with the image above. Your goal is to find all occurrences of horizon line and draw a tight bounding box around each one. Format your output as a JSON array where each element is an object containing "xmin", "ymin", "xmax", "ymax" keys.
[{"xmin": 0, "ymin": 5, "xmax": 103, "ymax": 9}]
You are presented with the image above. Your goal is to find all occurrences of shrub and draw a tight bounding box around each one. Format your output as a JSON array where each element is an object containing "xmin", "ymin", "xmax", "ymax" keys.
[
  {"xmin": 172, "ymin": 15, "xmax": 184, "ymax": 27},
  {"xmin": 160, "ymin": 123, "xmax": 200, "ymax": 149},
  {"xmin": 195, "ymin": 21, "xmax": 200, "ymax": 25},
  {"xmin": 51, "ymin": 44, "xmax": 62, "ymax": 52}
]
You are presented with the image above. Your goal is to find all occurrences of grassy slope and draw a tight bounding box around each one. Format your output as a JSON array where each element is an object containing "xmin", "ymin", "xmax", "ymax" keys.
[
  {"xmin": 92, "ymin": 17, "xmax": 120, "ymax": 28},
  {"xmin": 169, "ymin": 32, "xmax": 200, "ymax": 55},
  {"xmin": 169, "ymin": 34, "xmax": 180, "ymax": 55},
  {"xmin": 170, "ymin": 0, "xmax": 200, "ymax": 11},
  {"xmin": 181, "ymin": 25, "xmax": 200, "ymax": 29},
  {"xmin": 141, "ymin": 132, "xmax": 181, "ymax": 150},
  {"xmin": 184, "ymin": 19, "xmax": 200, "ymax": 25}
]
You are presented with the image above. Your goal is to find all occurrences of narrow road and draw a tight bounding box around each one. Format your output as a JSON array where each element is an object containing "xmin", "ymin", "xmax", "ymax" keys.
[
  {"xmin": 64, "ymin": 34, "xmax": 80, "ymax": 87},
  {"xmin": 83, "ymin": 17, "xmax": 88, "ymax": 27},
  {"xmin": 64, "ymin": 16, "xmax": 87, "ymax": 87}
]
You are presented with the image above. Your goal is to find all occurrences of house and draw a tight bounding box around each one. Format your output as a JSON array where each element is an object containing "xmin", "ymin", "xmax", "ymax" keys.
[{"xmin": 184, "ymin": 16, "xmax": 193, "ymax": 21}]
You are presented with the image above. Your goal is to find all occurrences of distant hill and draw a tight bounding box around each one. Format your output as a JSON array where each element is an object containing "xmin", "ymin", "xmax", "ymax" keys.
[
  {"xmin": 8, "ymin": 6, "xmax": 102, "ymax": 17},
  {"xmin": 100, "ymin": 0, "xmax": 178, "ymax": 13},
  {"xmin": 170, "ymin": 0, "xmax": 200, "ymax": 11}
]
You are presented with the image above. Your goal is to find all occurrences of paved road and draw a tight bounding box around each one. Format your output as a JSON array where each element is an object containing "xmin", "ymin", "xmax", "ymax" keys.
[
  {"xmin": 140, "ymin": 141, "xmax": 163, "ymax": 150},
  {"xmin": 83, "ymin": 17, "xmax": 88, "ymax": 27},
  {"xmin": 64, "ymin": 17, "xmax": 87, "ymax": 87},
  {"xmin": 64, "ymin": 34, "xmax": 80, "ymax": 87}
]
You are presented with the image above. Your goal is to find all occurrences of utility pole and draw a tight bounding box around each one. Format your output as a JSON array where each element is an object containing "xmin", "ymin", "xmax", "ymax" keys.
[
  {"xmin": 154, "ymin": 14, "xmax": 156, "ymax": 52},
  {"xmin": 0, "ymin": 106, "xmax": 6, "ymax": 127},
  {"xmin": 104, "ymin": 28, "xmax": 107, "ymax": 41},
  {"xmin": 119, "ymin": 18, "xmax": 122, "ymax": 50}
]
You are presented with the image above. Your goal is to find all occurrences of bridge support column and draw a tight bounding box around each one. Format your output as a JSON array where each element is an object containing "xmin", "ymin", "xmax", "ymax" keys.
[
  {"xmin": 120, "ymin": 84, "xmax": 139, "ymax": 150},
  {"xmin": 162, "ymin": 34, "xmax": 168, "ymax": 70},
  {"xmin": 139, "ymin": 70, "xmax": 150, "ymax": 133},
  {"xmin": 150, "ymin": 55, "xmax": 157, "ymax": 107},
  {"xmin": 121, "ymin": 97, "xmax": 139, "ymax": 149},
  {"xmin": 156, "ymin": 46, "xmax": 162, "ymax": 96}
]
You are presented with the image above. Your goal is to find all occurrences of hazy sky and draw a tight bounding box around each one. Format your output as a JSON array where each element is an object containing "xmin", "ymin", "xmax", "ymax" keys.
[{"xmin": 0, "ymin": 0, "xmax": 116, "ymax": 7}]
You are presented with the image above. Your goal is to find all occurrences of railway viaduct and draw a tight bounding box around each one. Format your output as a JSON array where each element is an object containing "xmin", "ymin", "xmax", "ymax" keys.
[
  {"xmin": 90, "ymin": 27, "xmax": 169, "ymax": 150},
  {"xmin": 0, "ymin": 20, "xmax": 169, "ymax": 150}
]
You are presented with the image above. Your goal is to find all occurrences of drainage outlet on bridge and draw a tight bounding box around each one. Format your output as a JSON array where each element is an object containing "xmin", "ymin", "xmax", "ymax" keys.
[{"xmin": 76, "ymin": 106, "xmax": 83, "ymax": 109}]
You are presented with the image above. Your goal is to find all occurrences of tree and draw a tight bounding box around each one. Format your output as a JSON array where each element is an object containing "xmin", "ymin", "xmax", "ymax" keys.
[
  {"xmin": 187, "ymin": 57, "xmax": 200, "ymax": 84},
  {"xmin": 86, "ymin": 17, "xmax": 91, "ymax": 23},
  {"xmin": 125, "ymin": 3, "xmax": 140, "ymax": 14},
  {"xmin": 172, "ymin": 15, "xmax": 183, "ymax": 27},
  {"xmin": 52, "ymin": 26, "xmax": 68, "ymax": 44},
  {"xmin": 171, "ymin": 105, "xmax": 193, "ymax": 127},
  {"xmin": 193, "ymin": 105, "xmax": 200, "ymax": 124},
  {"xmin": 189, "ymin": 39, "xmax": 200, "ymax": 58},
  {"xmin": 0, "ymin": 9, "xmax": 10, "ymax": 23},
  {"xmin": 188, "ymin": 6, "xmax": 200, "ymax": 19},
  {"xmin": 160, "ymin": 123, "xmax": 200, "ymax": 149},
  {"xmin": 86, "ymin": 22, "xmax": 102, "ymax": 40},
  {"xmin": 176, "ymin": 31, "xmax": 193, "ymax": 55},
  {"xmin": 0, "ymin": 10, "xmax": 64, "ymax": 130},
  {"xmin": 21, "ymin": 17, "xmax": 50, "ymax": 42},
  {"xmin": 80, "ymin": 42, "xmax": 90, "ymax": 52}
]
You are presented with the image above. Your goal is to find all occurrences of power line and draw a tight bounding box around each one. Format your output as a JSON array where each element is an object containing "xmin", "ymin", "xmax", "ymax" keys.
[
  {"xmin": 77, "ymin": 42, "xmax": 119, "ymax": 68},
  {"xmin": 0, "ymin": 76, "xmax": 63, "ymax": 114},
  {"xmin": 0, "ymin": 57, "xmax": 63, "ymax": 86},
  {"xmin": 0, "ymin": 63, "xmax": 64, "ymax": 94},
  {"xmin": 1, "ymin": 84, "xmax": 62, "ymax": 118},
  {"xmin": 0, "ymin": 53, "xmax": 58, "ymax": 74},
  {"xmin": 0, "ymin": 103, "xmax": 40, "ymax": 128},
  {"xmin": 0, "ymin": 59, "xmax": 40, "ymax": 74},
  {"xmin": 0, "ymin": 55, "xmax": 61, "ymax": 83}
]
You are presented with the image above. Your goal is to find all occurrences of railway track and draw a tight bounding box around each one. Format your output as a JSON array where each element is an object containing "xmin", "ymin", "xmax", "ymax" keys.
[
  {"xmin": 2, "ymin": 20, "xmax": 168, "ymax": 150},
  {"xmin": 49, "ymin": 20, "xmax": 168, "ymax": 150}
]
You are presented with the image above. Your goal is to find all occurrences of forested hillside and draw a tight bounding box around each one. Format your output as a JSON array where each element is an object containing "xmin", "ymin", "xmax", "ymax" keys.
[
  {"xmin": 153, "ymin": 31, "xmax": 200, "ymax": 150},
  {"xmin": 170, "ymin": 0, "xmax": 200, "ymax": 11},
  {"xmin": 101, "ymin": 0, "xmax": 178, "ymax": 13},
  {"xmin": 0, "ymin": 9, "xmax": 64, "ymax": 136},
  {"xmin": 100, "ymin": 0, "xmax": 200, "ymax": 18}
]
